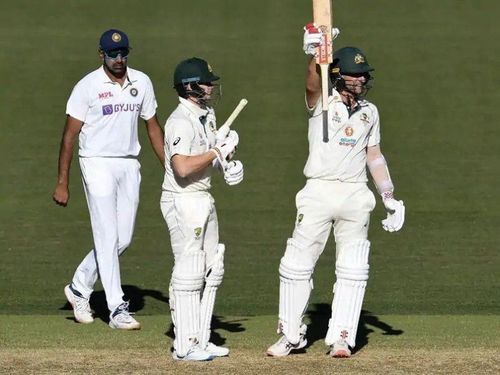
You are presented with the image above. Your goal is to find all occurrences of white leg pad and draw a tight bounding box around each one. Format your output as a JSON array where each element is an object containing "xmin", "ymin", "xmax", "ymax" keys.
[
  {"xmin": 278, "ymin": 239, "xmax": 314, "ymax": 345},
  {"xmin": 170, "ymin": 250, "xmax": 205, "ymax": 357},
  {"xmin": 199, "ymin": 244, "xmax": 225, "ymax": 349},
  {"xmin": 325, "ymin": 239, "xmax": 370, "ymax": 348}
]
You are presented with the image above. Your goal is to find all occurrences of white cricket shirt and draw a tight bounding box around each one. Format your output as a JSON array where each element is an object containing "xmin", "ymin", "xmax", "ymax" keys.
[
  {"xmin": 304, "ymin": 88, "xmax": 381, "ymax": 182},
  {"xmin": 162, "ymin": 97, "xmax": 217, "ymax": 193},
  {"xmin": 66, "ymin": 66, "xmax": 157, "ymax": 157}
]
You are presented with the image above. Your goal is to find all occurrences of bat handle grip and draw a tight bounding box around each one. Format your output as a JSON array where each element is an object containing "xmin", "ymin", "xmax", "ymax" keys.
[{"xmin": 320, "ymin": 65, "xmax": 329, "ymax": 143}]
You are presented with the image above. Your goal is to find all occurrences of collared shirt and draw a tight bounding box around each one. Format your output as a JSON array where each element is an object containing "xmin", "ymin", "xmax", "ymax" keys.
[
  {"xmin": 162, "ymin": 97, "xmax": 217, "ymax": 193},
  {"xmin": 303, "ymin": 88, "xmax": 381, "ymax": 182},
  {"xmin": 66, "ymin": 66, "xmax": 157, "ymax": 157}
]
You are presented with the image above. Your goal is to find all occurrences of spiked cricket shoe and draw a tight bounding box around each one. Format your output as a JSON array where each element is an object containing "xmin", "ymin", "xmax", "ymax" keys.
[
  {"xmin": 172, "ymin": 346, "xmax": 214, "ymax": 361},
  {"xmin": 64, "ymin": 284, "xmax": 94, "ymax": 324},
  {"xmin": 109, "ymin": 301, "xmax": 141, "ymax": 330},
  {"xmin": 205, "ymin": 342, "xmax": 229, "ymax": 357},
  {"xmin": 330, "ymin": 339, "xmax": 351, "ymax": 358},
  {"xmin": 266, "ymin": 334, "xmax": 307, "ymax": 357}
]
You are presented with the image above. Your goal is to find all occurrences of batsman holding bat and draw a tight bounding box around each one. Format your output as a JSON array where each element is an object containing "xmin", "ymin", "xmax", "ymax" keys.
[
  {"xmin": 161, "ymin": 57, "xmax": 245, "ymax": 361},
  {"xmin": 266, "ymin": 25, "xmax": 405, "ymax": 358}
]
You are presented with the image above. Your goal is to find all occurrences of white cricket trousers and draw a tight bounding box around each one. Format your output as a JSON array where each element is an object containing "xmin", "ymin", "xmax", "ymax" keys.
[
  {"xmin": 71, "ymin": 157, "xmax": 141, "ymax": 312},
  {"xmin": 290, "ymin": 179, "xmax": 375, "ymax": 264},
  {"xmin": 160, "ymin": 191, "xmax": 219, "ymax": 267}
]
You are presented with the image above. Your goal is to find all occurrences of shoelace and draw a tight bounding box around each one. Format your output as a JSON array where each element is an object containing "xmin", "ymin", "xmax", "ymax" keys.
[{"xmin": 74, "ymin": 296, "xmax": 91, "ymax": 313}]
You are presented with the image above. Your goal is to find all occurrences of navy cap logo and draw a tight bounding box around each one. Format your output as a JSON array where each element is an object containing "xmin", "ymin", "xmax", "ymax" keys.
[{"xmin": 112, "ymin": 33, "xmax": 121, "ymax": 42}]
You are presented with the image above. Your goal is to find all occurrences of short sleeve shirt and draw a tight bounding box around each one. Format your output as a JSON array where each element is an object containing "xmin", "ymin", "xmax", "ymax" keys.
[
  {"xmin": 162, "ymin": 98, "xmax": 217, "ymax": 193},
  {"xmin": 66, "ymin": 66, "xmax": 157, "ymax": 157},
  {"xmin": 303, "ymin": 88, "xmax": 381, "ymax": 182}
]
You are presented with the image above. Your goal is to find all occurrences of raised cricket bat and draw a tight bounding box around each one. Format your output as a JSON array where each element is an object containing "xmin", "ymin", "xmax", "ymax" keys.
[
  {"xmin": 313, "ymin": 0, "xmax": 333, "ymax": 143},
  {"xmin": 222, "ymin": 98, "xmax": 248, "ymax": 128}
]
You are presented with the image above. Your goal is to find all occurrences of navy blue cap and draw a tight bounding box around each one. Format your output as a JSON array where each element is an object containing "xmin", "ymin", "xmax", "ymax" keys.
[{"xmin": 99, "ymin": 29, "xmax": 129, "ymax": 53}]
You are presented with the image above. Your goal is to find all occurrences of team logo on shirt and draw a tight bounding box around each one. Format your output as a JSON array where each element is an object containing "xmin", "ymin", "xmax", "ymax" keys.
[
  {"xmin": 332, "ymin": 111, "xmax": 342, "ymax": 123},
  {"xmin": 360, "ymin": 113, "xmax": 369, "ymax": 124},
  {"xmin": 297, "ymin": 213, "xmax": 304, "ymax": 224},
  {"xmin": 130, "ymin": 87, "xmax": 138, "ymax": 97},
  {"xmin": 194, "ymin": 227, "xmax": 202, "ymax": 239},
  {"xmin": 345, "ymin": 126, "xmax": 354, "ymax": 136}
]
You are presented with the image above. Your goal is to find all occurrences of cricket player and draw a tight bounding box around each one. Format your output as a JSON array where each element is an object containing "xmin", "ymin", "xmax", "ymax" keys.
[
  {"xmin": 266, "ymin": 25, "xmax": 405, "ymax": 358},
  {"xmin": 52, "ymin": 29, "xmax": 165, "ymax": 330},
  {"xmin": 161, "ymin": 57, "xmax": 243, "ymax": 361}
]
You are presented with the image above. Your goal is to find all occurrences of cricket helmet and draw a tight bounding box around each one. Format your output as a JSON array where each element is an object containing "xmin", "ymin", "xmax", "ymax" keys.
[
  {"xmin": 173, "ymin": 57, "xmax": 219, "ymax": 86},
  {"xmin": 330, "ymin": 47, "xmax": 374, "ymax": 76}
]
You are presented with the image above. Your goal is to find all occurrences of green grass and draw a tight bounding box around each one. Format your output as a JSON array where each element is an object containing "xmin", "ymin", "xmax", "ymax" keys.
[
  {"xmin": 1, "ymin": 314, "xmax": 499, "ymax": 374},
  {"xmin": 0, "ymin": 2, "xmax": 499, "ymax": 372}
]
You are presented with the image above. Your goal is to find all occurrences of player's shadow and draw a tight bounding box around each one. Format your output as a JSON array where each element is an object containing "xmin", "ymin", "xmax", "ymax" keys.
[
  {"xmin": 305, "ymin": 304, "xmax": 403, "ymax": 353},
  {"xmin": 60, "ymin": 284, "xmax": 169, "ymax": 322},
  {"xmin": 165, "ymin": 315, "xmax": 247, "ymax": 348}
]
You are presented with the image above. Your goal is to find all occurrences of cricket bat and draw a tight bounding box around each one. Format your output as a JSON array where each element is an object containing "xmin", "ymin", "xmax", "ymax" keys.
[
  {"xmin": 313, "ymin": 0, "xmax": 333, "ymax": 142},
  {"xmin": 222, "ymin": 98, "xmax": 248, "ymax": 128}
]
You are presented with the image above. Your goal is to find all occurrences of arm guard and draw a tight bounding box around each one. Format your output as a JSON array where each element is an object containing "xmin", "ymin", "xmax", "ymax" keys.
[{"xmin": 367, "ymin": 155, "xmax": 394, "ymax": 199}]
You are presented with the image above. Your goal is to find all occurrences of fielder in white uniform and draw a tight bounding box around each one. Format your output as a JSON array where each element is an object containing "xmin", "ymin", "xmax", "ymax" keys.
[
  {"xmin": 161, "ymin": 57, "xmax": 243, "ymax": 361},
  {"xmin": 53, "ymin": 29, "xmax": 165, "ymax": 330},
  {"xmin": 267, "ymin": 25, "xmax": 405, "ymax": 358}
]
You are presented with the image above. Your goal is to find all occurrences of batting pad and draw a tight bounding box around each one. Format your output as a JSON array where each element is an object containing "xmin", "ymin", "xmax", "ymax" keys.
[
  {"xmin": 170, "ymin": 250, "xmax": 205, "ymax": 357},
  {"xmin": 199, "ymin": 244, "xmax": 225, "ymax": 349},
  {"xmin": 278, "ymin": 239, "xmax": 314, "ymax": 345},
  {"xmin": 325, "ymin": 239, "xmax": 370, "ymax": 348}
]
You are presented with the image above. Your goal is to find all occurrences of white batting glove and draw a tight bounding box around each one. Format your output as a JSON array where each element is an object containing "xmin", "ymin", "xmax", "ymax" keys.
[
  {"xmin": 303, "ymin": 23, "xmax": 340, "ymax": 56},
  {"xmin": 211, "ymin": 130, "xmax": 239, "ymax": 166},
  {"xmin": 224, "ymin": 160, "xmax": 244, "ymax": 186},
  {"xmin": 215, "ymin": 124, "xmax": 230, "ymax": 142},
  {"xmin": 381, "ymin": 196, "xmax": 405, "ymax": 232}
]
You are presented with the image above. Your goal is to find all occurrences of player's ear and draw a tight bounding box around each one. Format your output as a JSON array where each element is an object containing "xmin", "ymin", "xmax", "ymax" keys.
[{"xmin": 98, "ymin": 48, "xmax": 104, "ymax": 59}]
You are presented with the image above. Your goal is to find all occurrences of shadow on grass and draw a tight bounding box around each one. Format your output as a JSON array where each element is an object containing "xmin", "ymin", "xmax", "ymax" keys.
[
  {"xmin": 60, "ymin": 284, "xmax": 169, "ymax": 323},
  {"xmin": 305, "ymin": 304, "xmax": 404, "ymax": 353}
]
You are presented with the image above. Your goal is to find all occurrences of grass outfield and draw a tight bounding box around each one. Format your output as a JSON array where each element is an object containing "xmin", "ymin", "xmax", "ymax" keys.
[
  {"xmin": 1, "ymin": 0, "xmax": 500, "ymax": 373},
  {"xmin": 1, "ymin": 315, "xmax": 499, "ymax": 374}
]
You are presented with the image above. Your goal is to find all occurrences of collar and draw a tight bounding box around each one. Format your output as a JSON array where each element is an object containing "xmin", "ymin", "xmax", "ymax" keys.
[
  {"xmin": 99, "ymin": 66, "xmax": 137, "ymax": 85},
  {"xmin": 179, "ymin": 97, "xmax": 210, "ymax": 121}
]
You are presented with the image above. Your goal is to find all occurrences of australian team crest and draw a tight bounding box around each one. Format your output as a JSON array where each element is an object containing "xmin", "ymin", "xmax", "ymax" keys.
[{"xmin": 194, "ymin": 227, "xmax": 202, "ymax": 238}]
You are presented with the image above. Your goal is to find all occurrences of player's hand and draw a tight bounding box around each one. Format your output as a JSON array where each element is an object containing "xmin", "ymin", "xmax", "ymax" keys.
[
  {"xmin": 212, "ymin": 130, "xmax": 239, "ymax": 162},
  {"xmin": 303, "ymin": 23, "xmax": 340, "ymax": 56},
  {"xmin": 381, "ymin": 197, "xmax": 405, "ymax": 232},
  {"xmin": 53, "ymin": 183, "xmax": 69, "ymax": 207},
  {"xmin": 215, "ymin": 124, "xmax": 231, "ymax": 142},
  {"xmin": 224, "ymin": 160, "xmax": 244, "ymax": 186}
]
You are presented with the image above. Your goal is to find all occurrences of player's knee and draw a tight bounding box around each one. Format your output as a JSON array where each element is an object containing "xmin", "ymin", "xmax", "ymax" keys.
[
  {"xmin": 335, "ymin": 239, "xmax": 370, "ymax": 281},
  {"xmin": 171, "ymin": 250, "xmax": 205, "ymax": 291},
  {"xmin": 280, "ymin": 239, "xmax": 315, "ymax": 281}
]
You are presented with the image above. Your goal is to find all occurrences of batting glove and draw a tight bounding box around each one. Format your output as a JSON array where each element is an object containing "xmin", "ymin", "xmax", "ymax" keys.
[
  {"xmin": 211, "ymin": 130, "xmax": 239, "ymax": 166},
  {"xmin": 215, "ymin": 124, "xmax": 231, "ymax": 142},
  {"xmin": 381, "ymin": 194, "xmax": 405, "ymax": 232},
  {"xmin": 224, "ymin": 160, "xmax": 244, "ymax": 186},
  {"xmin": 303, "ymin": 23, "xmax": 340, "ymax": 56}
]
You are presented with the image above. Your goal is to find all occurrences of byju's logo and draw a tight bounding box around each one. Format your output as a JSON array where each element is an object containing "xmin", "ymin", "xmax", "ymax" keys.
[{"xmin": 102, "ymin": 105, "xmax": 113, "ymax": 116}]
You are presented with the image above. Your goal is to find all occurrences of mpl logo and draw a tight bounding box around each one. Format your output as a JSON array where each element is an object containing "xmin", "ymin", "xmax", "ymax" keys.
[
  {"xmin": 98, "ymin": 91, "xmax": 114, "ymax": 100},
  {"xmin": 102, "ymin": 105, "xmax": 113, "ymax": 115}
]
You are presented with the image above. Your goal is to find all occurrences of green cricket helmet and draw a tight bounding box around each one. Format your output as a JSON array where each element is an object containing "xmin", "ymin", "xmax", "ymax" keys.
[
  {"xmin": 329, "ymin": 47, "xmax": 374, "ymax": 98},
  {"xmin": 173, "ymin": 57, "xmax": 219, "ymax": 86},
  {"xmin": 330, "ymin": 47, "xmax": 374, "ymax": 76}
]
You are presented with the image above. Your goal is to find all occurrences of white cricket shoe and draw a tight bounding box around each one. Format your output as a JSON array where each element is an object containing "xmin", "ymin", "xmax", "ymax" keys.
[
  {"xmin": 172, "ymin": 346, "xmax": 214, "ymax": 361},
  {"xmin": 205, "ymin": 342, "xmax": 229, "ymax": 357},
  {"xmin": 64, "ymin": 284, "xmax": 94, "ymax": 324},
  {"xmin": 108, "ymin": 301, "xmax": 141, "ymax": 330},
  {"xmin": 266, "ymin": 334, "xmax": 307, "ymax": 357},
  {"xmin": 330, "ymin": 339, "xmax": 351, "ymax": 358}
]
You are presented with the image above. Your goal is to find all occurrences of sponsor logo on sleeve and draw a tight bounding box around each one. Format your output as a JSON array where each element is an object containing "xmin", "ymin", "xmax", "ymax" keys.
[{"xmin": 173, "ymin": 137, "xmax": 180, "ymax": 146}]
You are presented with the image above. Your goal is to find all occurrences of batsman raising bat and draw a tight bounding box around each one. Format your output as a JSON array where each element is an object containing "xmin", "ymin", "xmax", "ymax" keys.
[
  {"xmin": 266, "ymin": 25, "xmax": 405, "ymax": 358},
  {"xmin": 160, "ymin": 57, "xmax": 246, "ymax": 361}
]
